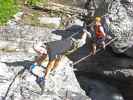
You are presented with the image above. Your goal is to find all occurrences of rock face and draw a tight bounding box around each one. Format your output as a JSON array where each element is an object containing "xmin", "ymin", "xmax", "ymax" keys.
[
  {"xmin": 83, "ymin": 0, "xmax": 133, "ymax": 57},
  {"xmin": 0, "ymin": 23, "xmax": 62, "ymax": 52},
  {"xmin": 0, "ymin": 0, "xmax": 133, "ymax": 99},
  {"xmin": 78, "ymin": 77, "xmax": 124, "ymax": 100},
  {"xmin": 74, "ymin": 47, "xmax": 133, "ymax": 100},
  {"xmin": 3, "ymin": 0, "xmax": 133, "ymax": 57},
  {"xmin": 0, "ymin": 20, "xmax": 89, "ymax": 99},
  {"xmin": 38, "ymin": 17, "xmax": 61, "ymax": 28},
  {"xmin": 107, "ymin": 0, "xmax": 133, "ymax": 57},
  {"xmin": 0, "ymin": 53, "xmax": 89, "ymax": 100}
]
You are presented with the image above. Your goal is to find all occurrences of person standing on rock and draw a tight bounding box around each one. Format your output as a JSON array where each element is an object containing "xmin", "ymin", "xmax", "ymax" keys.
[
  {"xmin": 91, "ymin": 16, "xmax": 106, "ymax": 55},
  {"xmin": 44, "ymin": 29, "xmax": 93, "ymax": 83},
  {"xmin": 31, "ymin": 31, "xmax": 91, "ymax": 83}
]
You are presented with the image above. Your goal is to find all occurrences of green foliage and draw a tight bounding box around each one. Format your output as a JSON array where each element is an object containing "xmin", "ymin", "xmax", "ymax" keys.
[
  {"xmin": 0, "ymin": 0, "xmax": 19, "ymax": 25},
  {"xmin": 27, "ymin": 0, "xmax": 48, "ymax": 6}
]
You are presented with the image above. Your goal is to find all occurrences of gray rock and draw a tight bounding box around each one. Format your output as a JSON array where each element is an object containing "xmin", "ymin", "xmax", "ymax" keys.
[
  {"xmin": 0, "ymin": 53, "xmax": 89, "ymax": 100},
  {"xmin": 82, "ymin": 0, "xmax": 133, "ymax": 57},
  {"xmin": 124, "ymin": 47, "xmax": 133, "ymax": 57},
  {"xmin": 79, "ymin": 77, "xmax": 124, "ymax": 100},
  {"xmin": 38, "ymin": 17, "xmax": 61, "ymax": 28},
  {"xmin": 106, "ymin": 0, "xmax": 133, "ymax": 57},
  {"xmin": 0, "ymin": 24, "xmax": 62, "ymax": 52}
]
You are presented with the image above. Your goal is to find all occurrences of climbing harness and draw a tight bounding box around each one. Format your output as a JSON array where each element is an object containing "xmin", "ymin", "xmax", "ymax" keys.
[
  {"xmin": 31, "ymin": 63, "xmax": 45, "ymax": 78},
  {"xmin": 30, "ymin": 55, "xmax": 49, "ymax": 77},
  {"xmin": 73, "ymin": 37, "xmax": 118, "ymax": 66}
]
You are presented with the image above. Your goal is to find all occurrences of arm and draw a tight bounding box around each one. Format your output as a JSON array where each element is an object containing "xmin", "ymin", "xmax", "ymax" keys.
[
  {"xmin": 83, "ymin": 29, "xmax": 92, "ymax": 38},
  {"xmin": 33, "ymin": 42, "xmax": 48, "ymax": 65},
  {"xmin": 35, "ymin": 53, "xmax": 48, "ymax": 65}
]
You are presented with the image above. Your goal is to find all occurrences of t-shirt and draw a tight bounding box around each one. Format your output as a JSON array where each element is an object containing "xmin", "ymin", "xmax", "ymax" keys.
[{"xmin": 46, "ymin": 38, "xmax": 74, "ymax": 60}]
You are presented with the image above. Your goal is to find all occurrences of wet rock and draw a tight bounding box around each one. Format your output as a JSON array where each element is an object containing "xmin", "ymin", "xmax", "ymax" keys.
[
  {"xmin": 74, "ymin": 47, "xmax": 133, "ymax": 100},
  {"xmin": 78, "ymin": 76, "xmax": 124, "ymax": 100},
  {"xmin": 124, "ymin": 47, "xmax": 133, "ymax": 57}
]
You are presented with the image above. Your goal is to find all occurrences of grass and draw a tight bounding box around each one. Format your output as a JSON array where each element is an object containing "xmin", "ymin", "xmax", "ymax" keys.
[
  {"xmin": 0, "ymin": 0, "xmax": 65, "ymax": 28},
  {"xmin": 0, "ymin": 0, "xmax": 19, "ymax": 25}
]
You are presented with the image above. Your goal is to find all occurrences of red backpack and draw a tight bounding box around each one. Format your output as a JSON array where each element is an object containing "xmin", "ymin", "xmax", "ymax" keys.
[{"xmin": 95, "ymin": 25, "xmax": 105, "ymax": 38}]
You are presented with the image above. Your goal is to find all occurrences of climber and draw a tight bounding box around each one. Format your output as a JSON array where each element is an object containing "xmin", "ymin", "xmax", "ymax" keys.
[
  {"xmin": 44, "ymin": 31, "xmax": 90, "ymax": 80},
  {"xmin": 31, "ymin": 31, "xmax": 90, "ymax": 83},
  {"xmin": 31, "ymin": 41, "xmax": 48, "ymax": 94},
  {"xmin": 33, "ymin": 41, "xmax": 48, "ymax": 66},
  {"xmin": 91, "ymin": 16, "xmax": 106, "ymax": 55}
]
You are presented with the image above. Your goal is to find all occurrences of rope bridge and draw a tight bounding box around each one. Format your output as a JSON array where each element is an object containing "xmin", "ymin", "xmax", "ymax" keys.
[{"xmin": 73, "ymin": 37, "xmax": 118, "ymax": 66}]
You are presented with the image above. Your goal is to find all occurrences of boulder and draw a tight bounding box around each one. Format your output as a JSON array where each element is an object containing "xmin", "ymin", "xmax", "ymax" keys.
[
  {"xmin": 38, "ymin": 16, "xmax": 61, "ymax": 28},
  {"xmin": 0, "ymin": 53, "xmax": 90, "ymax": 100},
  {"xmin": 78, "ymin": 76, "xmax": 124, "ymax": 100},
  {"xmin": 107, "ymin": 0, "xmax": 133, "ymax": 57},
  {"xmin": 0, "ymin": 24, "xmax": 62, "ymax": 52},
  {"xmin": 82, "ymin": 0, "xmax": 133, "ymax": 57}
]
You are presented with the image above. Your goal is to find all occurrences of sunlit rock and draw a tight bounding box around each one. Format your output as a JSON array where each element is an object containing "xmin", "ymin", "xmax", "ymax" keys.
[{"xmin": 0, "ymin": 53, "xmax": 89, "ymax": 100}]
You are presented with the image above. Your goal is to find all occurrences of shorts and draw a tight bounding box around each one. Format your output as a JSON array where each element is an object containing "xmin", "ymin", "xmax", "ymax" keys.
[
  {"xmin": 47, "ymin": 38, "xmax": 74, "ymax": 61},
  {"xmin": 96, "ymin": 37, "xmax": 105, "ymax": 45}
]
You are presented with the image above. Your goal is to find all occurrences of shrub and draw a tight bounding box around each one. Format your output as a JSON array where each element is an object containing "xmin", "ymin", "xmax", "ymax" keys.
[{"xmin": 0, "ymin": 0, "xmax": 19, "ymax": 25}]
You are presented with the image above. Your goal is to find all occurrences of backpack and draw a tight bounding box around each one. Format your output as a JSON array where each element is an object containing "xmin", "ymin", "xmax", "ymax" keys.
[
  {"xmin": 101, "ymin": 16, "xmax": 112, "ymax": 36},
  {"xmin": 95, "ymin": 25, "xmax": 105, "ymax": 38}
]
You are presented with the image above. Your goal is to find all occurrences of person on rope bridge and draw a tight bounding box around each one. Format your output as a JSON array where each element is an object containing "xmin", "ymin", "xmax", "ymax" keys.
[
  {"xmin": 90, "ymin": 16, "xmax": 107, "ymax": 55},
  {"xmin": 31, "ymin": 30, "xmax": 91, "ymax": 90}
]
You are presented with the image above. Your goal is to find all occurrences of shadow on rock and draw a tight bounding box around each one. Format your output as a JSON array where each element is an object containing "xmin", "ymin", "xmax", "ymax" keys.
[
  {"xmin": 75, "ymin": 69, "xmax": 133, "ymax": 100},
  {"xmin": 77, "ymin": 76, "xmax": 124, "ymax": 100},
  {"xmin": 3, "ymin": 60, "xmax": 33, "ymax": 70},
  {"xmin": 52, "ymin": 25, "xmax": 83, "ymax": 39}
]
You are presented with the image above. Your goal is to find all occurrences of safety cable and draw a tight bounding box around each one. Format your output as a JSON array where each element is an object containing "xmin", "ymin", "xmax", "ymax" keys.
[{"xmin": 73, "ymin": 37, "xmax": 118, "ymax": 66}]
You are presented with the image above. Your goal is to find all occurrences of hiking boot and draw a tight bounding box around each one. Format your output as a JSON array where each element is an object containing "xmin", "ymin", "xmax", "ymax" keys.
[
  {"xmin": 36, "ymin": 77, "xmax": 45, "ymax": 95},
  {"xmin": 40, "ymin": 84, "xmax": 44, "ymax": 95}
]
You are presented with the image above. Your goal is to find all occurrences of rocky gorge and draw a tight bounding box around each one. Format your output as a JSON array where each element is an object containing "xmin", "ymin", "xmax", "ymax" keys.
[{"xmin": 0, "ymin": 0, "xmax": 133, "ymax": 100}]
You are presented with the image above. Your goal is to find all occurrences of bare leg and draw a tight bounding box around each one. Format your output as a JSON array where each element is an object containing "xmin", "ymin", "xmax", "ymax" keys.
[
  {"xmin": 98, "ymin": 41, "xmax": 105, "ymax": 49},
  {"xmin": 102, "ymin": 41, "xmax": 105, "ymax": 49},
  {"xmin": 92, "ymin": 43, "xmax": 96, "ymax": 55},
  {"xmin": 45, "ymin": 59, "xmax": 56, "ymax": 80},
  {"xmin": 75, "ymin": 32, "xmax": 88, "ymax": 48},
  {"xmin": 80, "ymin": 32, "xmax": 87, "ymax": 41},
  {"xmin": 51, "ymin": 56, "xmax": 62, "ymax": 71}
]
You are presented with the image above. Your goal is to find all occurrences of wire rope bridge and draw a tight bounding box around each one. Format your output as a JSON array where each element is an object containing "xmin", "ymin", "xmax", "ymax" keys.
[{"xmin": 73, "ymin": 37, "xmax": 118, "ymax": 66}]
